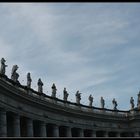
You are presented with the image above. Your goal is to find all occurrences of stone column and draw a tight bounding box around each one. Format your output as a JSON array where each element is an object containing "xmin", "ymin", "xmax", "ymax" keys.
[
  {"xmin": 0, "ymin": 110, "xmax": 7, "ymax": 137},
  {"xmin": 66, "ymin": 127, "xmax": 72, "ymax": 137},
  {"xmin": 40, "ymin": 121, "xmax": 46, "ymax": 137},
  {"xmin": 13, "ymin": 114, "xmax": 20, "ymax": 137},
  {"xmin": 104, "ymin": 131, "xmax": 108, "ymax": 137},
  {"xmin": 134, "ymin": 131, "xmax": 139, "ymax": 137},
  {"xmin": 116, "ymin": 132, "xmax": 120, "ymax": 137},
  {"xmin": 26, "ymin": 118, "xmax": 33, "ymax": 137},
  {"xmin": 53, "ymin": 125, "xmax": 59, "ymax": 137},
  {"xmin": 79, "ymin": 128, "xmax": 84, "ymax": 137},
  {"xmin": 91, "ymin": 130, "xmax": 96, "ymax": 137}
]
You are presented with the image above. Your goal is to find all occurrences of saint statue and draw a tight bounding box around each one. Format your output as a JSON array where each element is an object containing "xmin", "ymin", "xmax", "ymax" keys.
[
  {"xmin": 63, "ymin": 87, "xmax": 69, "ymax": 101},
  {"xmin": 38, "ymin": 78, "xmax": 43, "ymax": 93},
  {"xmin": 75, "ymin": 90, "xmax": 81, "ymax": 104},
  {"xmin": 137, "ymin": 91, "xmax": 140, "ymax": 109},
  {"xmin": 0, "ymin": 58, "xmax": 7, "ymax": 75},
  {"xmin": 130, "ymin": 97, "xmax": 134, "ymax": 110},
  {"xmin": 112, "ymin": 98, "xmax": 118, "ymax": 110},
  {"xmin": 27, "ymin": 72, "xmax": 32, "ymax": 88},
  {"xmin": 51, "ymin": 83, "xmax": 57, "ymax": 98},
  {"xmin": 11, "ymin": 65, "xmax": 19, "ymax": 82},
  {"xmin": 101, "ymin": 96, "xmax": 105, "ymax": 109},
  {"xmin": 88, "ymin": 94, "xmax": 93, "ymax": 107}
]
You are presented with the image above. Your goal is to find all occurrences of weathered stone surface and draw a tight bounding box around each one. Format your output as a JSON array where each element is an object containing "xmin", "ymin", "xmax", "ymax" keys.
[{"xmin": 0, "ymin": 74, "xmax": 140, "ymax": 137}]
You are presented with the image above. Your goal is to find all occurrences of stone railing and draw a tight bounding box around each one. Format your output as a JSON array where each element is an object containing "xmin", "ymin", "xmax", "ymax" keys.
[
  {"xmin": 0, "ymin": 73, "xmax": 138, "ymax": 118},
  {"xmin": 0, "ymin": 57, "xmax": 139, "ymax": 117}
]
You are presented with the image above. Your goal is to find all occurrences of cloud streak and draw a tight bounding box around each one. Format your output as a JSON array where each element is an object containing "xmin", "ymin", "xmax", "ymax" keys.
[{"xmin": 0, "ymin": 3, "xmax": 140, "ymax": 110}]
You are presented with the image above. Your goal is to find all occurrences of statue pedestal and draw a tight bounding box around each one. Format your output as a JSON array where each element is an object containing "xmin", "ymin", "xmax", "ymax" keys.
[
  {"xmin": 112, "ymin": 111, "xmax": 118, "ymax": 115},
  {"xmin": 137, "ymin": 106, "xmax": 140, "ymax": 111},
  {"xmin": 100, "ymin": 109, "xmax": 105, "ymax": 113},
  {"xmin": 88, "ymin": 107, "xmax": 93, "ymax": 112},
  {"xmin": 0, "ymin": 74, "xmax": 8, "ymax": 80},
  {"xmin": 130, "ymin": 109, "xmax": 135, "ymax": 115},
  {"xmin": 76, "ymin": 104, "xmax": 81, "ymax": 110},
  {"xmin": 27, "ymin": 89, "xmax": 32, "ymax": 95},
  {"xmin": 64, "ymin": 102, "xmax": 69, "ymax": 107},
  {"xmin": 51, "ymin": 98, "xmax": 57, "ymax": 104}
]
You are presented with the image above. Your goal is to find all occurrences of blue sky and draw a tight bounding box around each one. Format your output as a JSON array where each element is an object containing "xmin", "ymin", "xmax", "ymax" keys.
[{"xmin": 0, "ymin": 3, "xmax": 140, "ymax": 110}]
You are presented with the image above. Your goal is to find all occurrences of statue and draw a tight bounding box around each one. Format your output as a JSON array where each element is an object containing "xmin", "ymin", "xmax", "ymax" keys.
[
  {"xmin": 38, "ymin": 78, "xmax": 43, "ymax": 93},
  {"xmin": 11, "ymin": 65, "xmax": 19, "ymax": 82},
  {"xmin": 88, "ymin": 94, "xmax": 93, "ymax": 107},
  {"xmin": 130, "ymin": 97, "xmax": 134, "ymax": 110},
  {"xmin": 27, "ymin": 72, "xmax": 32, "ymax": 88},
  {"xmin": 75, "ymin": 90, "xmax": 81, "ymax": 104},
  {"xmin": 63, "ymin": 87, "xmax": 69, "ymax": 101},
  {"xmin": 137, "ymin": 91, "xmax": 140, "ymax": 109},
  {"xmin": 112, "ymin": 98, "xmax": 118, "ymax": 110},
  {"xmin": 0, "ymin": 58, "xmax": 7, "ymax": 75},
  {"xmin": 101, "ymin": 96, "xmax": 105, "ymax": 109},
  {"xmin": 51, "ymin": 83, "xmax": 57, "ymax": 98}
]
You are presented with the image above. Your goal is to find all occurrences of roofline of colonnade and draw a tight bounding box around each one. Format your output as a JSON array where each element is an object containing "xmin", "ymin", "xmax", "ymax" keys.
[{"xmin": 0, "ymin": 73, "xmax": 133, "ymax": 114}]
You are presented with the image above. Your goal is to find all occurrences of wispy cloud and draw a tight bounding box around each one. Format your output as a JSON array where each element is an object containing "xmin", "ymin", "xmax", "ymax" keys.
[{"xmin": 0, "ymin": 3, "xmax": 140, "ymax": 110}]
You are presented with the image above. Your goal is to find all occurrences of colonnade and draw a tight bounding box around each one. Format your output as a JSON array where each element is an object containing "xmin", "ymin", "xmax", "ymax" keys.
[{"xmin": 0, "ymin": 109, "xmax": 139, "ymax": 137}]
